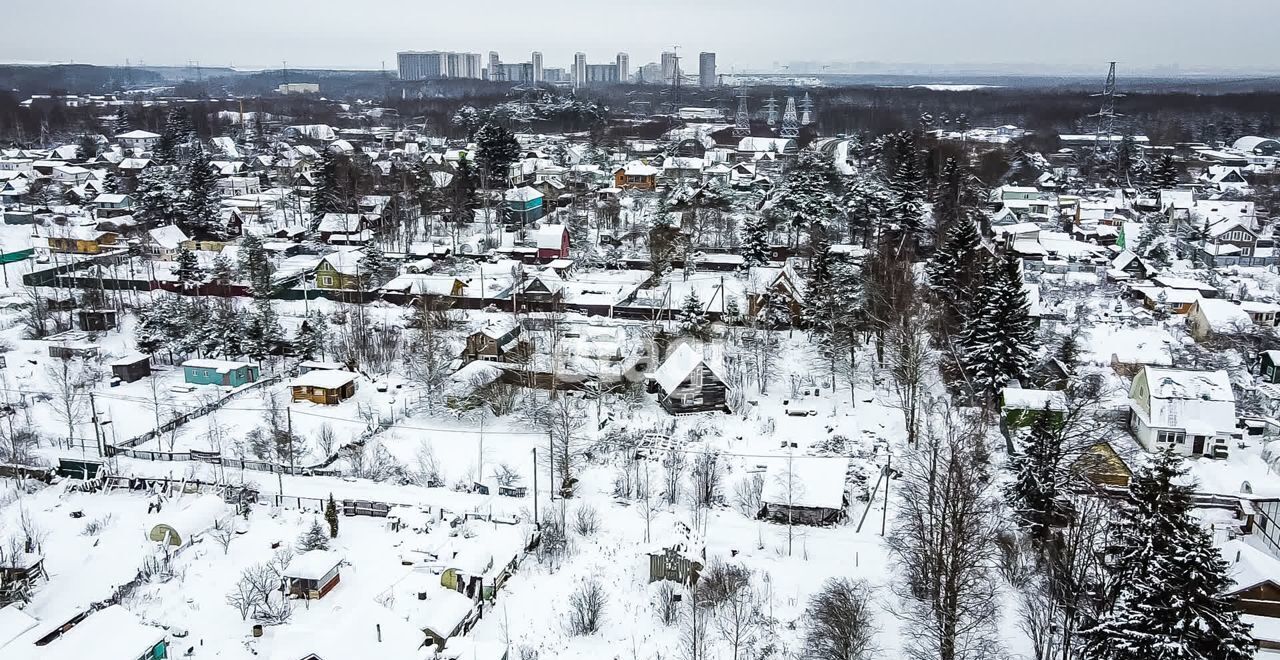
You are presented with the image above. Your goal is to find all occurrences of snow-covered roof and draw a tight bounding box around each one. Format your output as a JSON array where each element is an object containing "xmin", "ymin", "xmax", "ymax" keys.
[
  {"xmin": 736, "ymin": 137, "xmax": 796, "ymax": 153},
  {"xmin": 182, "ymin": 358, "xmax": 253, "ymax": 373},
  {"xmin": 652, "ymin": 343, "xmax": 725, "ymax": 395},
  {"xmin": 440, "ymin": 638, "xmax": 507, "ymax": 660},
  {"xmin": 115, "ymin": 129, "xmax": 160, "ymax": 139},
  {"xmin": 269, "ymin": 602, "xmax": 430, "ymax": 660},
  {"xmin": 109, "ymin": 352, "xmax": 149, "ymax": 367},
  {"xmin": 0, "ymin": 605, "xmax": 38, "ymax": 652},
  {"xmin": 148, "ymin": 224, "xmax": 189, "ymax": 250},
  {"xmin": 149, "ymin": 494, "xmax": 229, "ymax": 545},
  {"xmin": 1193, "ymin": 298, "xmax": 1251, "ymax": 332},
  {"xmin": 760, "ymin": 456, "xmax": 850, "ymax": 510},
  {"xmin": 1150, "ymin": 276, "xmax": 1218, "ymax": 294},
  {"xmin": 504, "ymin": 186, "xmax": 543, "ymax": 203},
  {"xmin": 290, "ymin": 369, "xmax": 358, "ymax": 390},
  {"xmin": 284, "ymin": 549, "xmax": 343, "ymax": 580},
  {"xmin": 1223, "ymin": 538, "xmax": 1280, "ymax": 594},
  {"xmin": 617, "ymin": 160, "xmax": 659, "ymax": 177},
  {"xmin": 1232, "ymin": 136, "xmax": 1279, "ymax": 153},
  {"xmin": 450, "ymin": 360, "xmax": 504, "ymax": 387},
  {"xmin": 1134, "ymin": 366, "xmax": 1235, "ymax": 432},
  {"xmin": 318, "ymin": 213, "xmax": 363, "ymax": 233},
  {"xmin": 300, "ymin": 360, "xmax": 346, "ymax": 371},
  {"xmin": 534, "ymin": 224, "xmax": 568, "ymax": 250},
  {"xmin": 396, "ymin": 573, "xmax": 475, "ymax": 636},
  {"xmin": 11, "ymin": 605, "xmax": 164, "ymax": 660},
  {"xmin": 1001, "ymin": 388, "xmax": 1069, "ymax": 412},
  {"xmin": 91, "ymin": 193, "xmax": 129, "ymax": 205},
  {"xmin": 319, "ymin": 248, "xmax": 367, "ymax": 275}
]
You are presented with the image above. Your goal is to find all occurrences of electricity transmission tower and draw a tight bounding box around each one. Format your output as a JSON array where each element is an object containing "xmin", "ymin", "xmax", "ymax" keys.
[
  {"xmin": 764, "ymin": 94, "xmax": 779, "ymax": 127},
  {"xmin": 799, "ymin": 92, "xmax": 814, "ymax": 126},
  {"xmin": 1091, "ymin": 61, "xmax": 1124, "ymax": 153},
  {"xmin": 733, "ymin": 85, "xmax": 751, "ymax": 137},
  {"xmin": 780, "ymin": 94, "xmax": 799, "ymax": 138}
]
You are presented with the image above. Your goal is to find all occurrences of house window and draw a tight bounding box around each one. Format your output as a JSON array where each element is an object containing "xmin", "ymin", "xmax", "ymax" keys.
[
  {"xmin": 1156, "ymin": 430, "xmax": 1185, "ymax": 445},
  {"xmin": 320, "ymin": 276, "xmax": 334, "ymax": 287}
]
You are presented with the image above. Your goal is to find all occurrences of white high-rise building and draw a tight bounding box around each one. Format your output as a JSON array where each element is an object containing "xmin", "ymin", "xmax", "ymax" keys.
[
  {"xmin": 398, "ymin": 50, "xmax": 483, "ymax": 80},
  {"xmin": 616, "ymin": 52, "xmax": 630, "ymax": 83},
  {"xmin": 573, "ymin": 52, "xmax": 587, "ymax": 89},
  {"xmin": 532, "ymin": 51, "xmax": 544, "ymax": 82},
  {"xmin": 660, "ymin": 51, "xmax": 679, "ymax": 85},
  {"xmin": 488, "ymin": 51, "xmax": 501, "ymax": 81}
]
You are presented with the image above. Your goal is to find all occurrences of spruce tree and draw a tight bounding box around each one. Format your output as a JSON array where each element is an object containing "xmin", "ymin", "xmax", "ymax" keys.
[
  {"xmin": 803, "ymin": 226, "xmax": 834, "ymax": 329},
  {"xmin": 357, "ymin": 244, "xmax": 387, "ymax": 288},
  {"xmin": 769, "ymin": 151, "xmax": 840, "ymax": 242},
  {"xmin": 926, "ymin": 218, "xmax": 983, "ymax": 329},
  {"xmin": 237, "ymin": 234, "xmax": 274, "ymax": 298},
  {"xmin": 414, "ymin": 159, "xmax": 444, "ymax": 217},
  {"xmin": 677, "ymin": 291, "xmax": 711, "ymax": 340},
  {"xmin": 134, "ymin": 166, "xmax": 182, "ymax": 227},
  {"xmin": 310, "ymin": 149, "xmax": 346, "ymax": 221},
  {"xmin": 475, "ymin": 121, "xmax": 521, "ymax": 184},
  {"xmin": 99, "ymin": 170, "xmax": 118, "ymax": 195},
  {"xmin": 1149, "ymin": 155, "xmax": 1180, "ymax": 192},
  {"xmin": 297, "ymin": 519, "xmax": 330, "ymax": 552},
  {"xmin": 449, "ymin": 156, "xmax": 479, "ymax": 224},
  {"xmin": 1084, "ymin": 450, "xmax": 1254, "ymax": 660},
  {"xmin": 182, "ymin": 145, "xmax": 222, "ymax": 238},
  {"xmin": 210, "ymin": 254, "xmax": 234, "ymax": 286},
  {"xmin": 964, "ymin": 253, "xmax": 1036, "ymax": 401},
  {"xmin": 1005, "ymin": 403, "xmax": 1065, "ymax": 541},
  {"xmin": 244, "ymin": 299, "xmax": 283, "ymax": 362},
  {"xmin": 741, "ymin": 216, "xmax": 771, "ymax": 266},
  {"xmin": 174, "ymin": 247, "xmax": 202, "ymax": 290},
  {"xmin": 294, "ymin": 311, "xmax": 329, "ymax": 361},
  {"xmin": 325, "ymin": 494, "xmax": 339, "ymax": 538}
]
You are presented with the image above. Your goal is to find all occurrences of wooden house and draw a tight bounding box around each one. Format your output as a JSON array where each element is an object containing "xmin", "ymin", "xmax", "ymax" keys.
[
  {"xmin": 283, "ymin": 550, "xmax": 342, "ymax": 600},
  {"xmin": 182, "ymin": 359, "xmax": 259, "ymax": 387},
  {"xmin": 1222, "ymin": 540, "xmax": 1280, "ymax": 649},
  {"xmin": 290, "ymin": 370, "xmax": 358, "ymax": 405},
  {"xmin": 518, "ymin": 268, "xmax": 565, "ymax": 304},
  {"xmin": 1000, "ymin": 387, "xmax": 1068, "ymax": 430},
  {"xmin": 650, "ymin": 343, "xmax": 731, "ymax": 414},
  {"xmin": 463, "ymin": 318, "xmax": 529, "ymax": 363},
  {"xmin": 759, "ymin": 457, "xmax": 850, "ymax": 525},
  {"xmin": 612, "ymin": 161, "xmax": 658, "ymax": 190},
  {"xmin": 533, "ymin": 224, "xmax": 570, "ymax": 260},
  {"xmin": 42, "ymin": 228, "xmax": 118, "ymax": 254},
  {"xmin": 1128, "ymin": 365, "xmax": 1237, "ymax": 458},
  {"xmin": 75, "ymin": 308, "xmax": 118, "ymax": 332},
  {"xmin": 5, "ymin": 605, "xmax": 168, "ymax": 660},
  {"xmin": 1262, "ymin": 350, "xmax": 1280, "ymax": 384},
  {"xmin": 110, "ymin": 353, "xmax": 151, "ymax": 383},
  {"xmin": 1069, "ymin": 441, "xmax": 1132, "ymax": 488},
  {"xmin": 315, "ymin": 249, "xmax": 369, "ymax": 290},
  {"xmin": 504, "ymin": 186, "xmax": 544, "ymax": 223}
]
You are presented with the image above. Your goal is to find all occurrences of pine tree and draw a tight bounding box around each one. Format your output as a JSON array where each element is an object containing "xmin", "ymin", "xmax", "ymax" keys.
[
  {"xmin": 297, "ymin": 519, "xmax": 330, "ymax": 552},
  {"xmin": 237, "ymin": 234, "xmax": 274, "ymax": 298},
  {"xmin": 310, "ymin": 149, "xmax": 346, "ymax": 221},
  {"xmin": 325, "ymin": 494, "xmax": 339, "ymax": 538},
  {"xmin": 134, "ymin": 166, "xmax": 182, "ymax": 227},
  {"xmin": 964, "ymin": 253, "xmax": 1036, "ymax": 401},
  {"xmin": 885, "ymin": 131, "xmax": 926, "ymax": 247},
  {"xmin": 174, "ymin": 247, "xmax": 202, "ymax": 290},
  {"xmin": 293, "ymin": 311, "xmax": 329, "ymax": 361},
  {"xmin": 414, "ymin": 159, "xmax": 444, "ymax": 217},
  {"xmin": 926, "ymin": 217, "xmax": 984, "ymax": 329},
  {"xmin": 210, "ymin": 254, "xmax": 234, "ymax": 286},
  {"xmin": 449, "ymin": 156, "xmax": 479, "ymax": 225},
  {"xmin": 475, "ymin": 121, "xmax": 521, "ymax": 184},
  {"xmin": 182, "ymin": 145, "xmax": 222, "ymax": 238},
  {"xmin": 76, "ymin": 133, "xmax": 99, "ymax": 161},
  {"xmin": 677, "ymin": 291, "xmax": 711, "ymax": 339},
  {"xmin": 1148, "ymin": 155, "xmax": 1180, "ymax": 193},
  {"xmin": 205, "ymin": 304, "xmax": 244, "ymax": 359},
  {"xmin": 741, "ymin": 215, "xmax": 771, "ymax": 266},
  {"xmin": 768, "ymin": 151, "xmax": 840, "ymax": 243},
  {"xmin": 1005, "ymin": 403, "xmax": 1065, "ymax": 541},
  {"xmin": 1139, "ymin": 215, "xmax": 1172, "ymax": 268},
  {"xmin": 153, "ymin": 107, "xmax": 194, "ymax": 166},
  {"xmin": 244, "ymin": 299, "xmax": 282, "ymax": 362},
  {"xmin": 357, "ymin": 244, "xmax": 387, "ymax": 288},
  {"xmin": 1084, "ymin": 451, "xmax": 1254, "ymax": 660}
]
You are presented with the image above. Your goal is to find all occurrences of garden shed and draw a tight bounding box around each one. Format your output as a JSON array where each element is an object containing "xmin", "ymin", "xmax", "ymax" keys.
[{"xmin": 283, "ymin": 550, "xmax": 343, "ymax": 600}]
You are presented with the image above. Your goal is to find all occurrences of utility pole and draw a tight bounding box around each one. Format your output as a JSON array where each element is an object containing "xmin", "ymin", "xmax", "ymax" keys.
[
  {"xmin": 532, "ymin": 447, "xmax": 539, "ymax": 528},
  {"xmin": 88, "ymin": 391, "xmax": 103, "ymax": 458},
  {"xmin": 880, "ymin": 452, "xmax": 891, "ymax": 536}
]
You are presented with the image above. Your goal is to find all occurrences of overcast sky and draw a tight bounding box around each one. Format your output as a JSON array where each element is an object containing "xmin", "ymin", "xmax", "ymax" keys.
[{"xmin": 4, "ymin": 0, "xmax": 1279, "ymax": 74}]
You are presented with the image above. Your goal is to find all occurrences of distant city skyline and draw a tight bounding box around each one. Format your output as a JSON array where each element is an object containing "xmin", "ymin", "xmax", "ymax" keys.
[{"xmin": 4, "ymin": 0, "xmax": 1280, "ymax": 75}]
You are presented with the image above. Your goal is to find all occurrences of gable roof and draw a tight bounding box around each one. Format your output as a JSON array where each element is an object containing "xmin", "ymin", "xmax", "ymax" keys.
[
  {"xmin": 653, "ymin": 343, "xmax": 725, "ymax": 394},
  {"xmin": 760, "ymin": 456, "xmax": 850, "ymax": 509}
]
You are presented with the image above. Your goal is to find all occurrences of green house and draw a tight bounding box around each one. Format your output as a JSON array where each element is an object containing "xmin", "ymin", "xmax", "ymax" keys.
[
  {"xmin": 504, "ymin": 186, "xmax": 544, "ymax": 223},
  {"xmin": 182, "ymin": 359, "xmax": 259, "ymax": 387},
  {"xmin": 1262, "ymin": 350, "xmax": 1280, "ymax": 384},
  {"xmin": 1000, "ymin": 387, "xmax": 1068, "ymax": 429}
]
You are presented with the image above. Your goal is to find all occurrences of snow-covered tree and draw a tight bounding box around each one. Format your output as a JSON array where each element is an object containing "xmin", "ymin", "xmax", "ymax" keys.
[
  {"xmin": 182, "ymin": 145, "xmax": 222, "ymax": 238},
  {"xmin": 296, "ymin": 519, "xmax": 329, "ymax": 552},
  {"xmin": 1005, "ymin": 403, "xmax": 1066, "ymax": 541},
  {"xmin": 310, "ymin": 149, "xmax": 346, "ymax": 220},
  {"xmin": 174, "ymin": 247, "xmax": 202, "ymax": 290},
  {"xmin": 964, "ymin": 253, "xmax": 1036, "ymax": 401},
  {"xmin": 243, "ymin": 299, "xmax": 283, "ymax": 362},
  {"xmin": 293, "ymin": 311, "xmax": 329, "ymax": 361},
  {"xmin": 1148, "ymin": 154, "xmax": 1180, "ymax": 193},
  {"xmin": 475, "ymin": 121, "xmax": 521, "ymax": 184},
  {"xmin": 134, "ymin": 166, "xmax": 182, "ymax": 227},
  {"xmin": 741, "ymin": 216, "xmax": 771, "ymax": 267},
  {"xmin": 677, "ymin": 291, "xmax": 712, "ymax": 340},
  {"xmin": 927, "ymin": 217, "xmax": 985, "ymax": 330},
  {"xmin": 1083, "ymin": 450, "xmax": 1254, "ymax": 660},
  {"xmin": 237, "ymin": 234, "xmax": 274, "ymax": 298},
  {"xmin": 357, "ymin": 244, "xmax": 388, "ymax": 288},
  {"xmin": 768, "ymin": 151, "xmax": 840, "ymax": 243}
]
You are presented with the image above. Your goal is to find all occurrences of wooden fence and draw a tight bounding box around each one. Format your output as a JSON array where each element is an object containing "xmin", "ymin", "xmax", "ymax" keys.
[{"xmin": 110, "ymin": 374, "xmax": 283, "ymax": 451}]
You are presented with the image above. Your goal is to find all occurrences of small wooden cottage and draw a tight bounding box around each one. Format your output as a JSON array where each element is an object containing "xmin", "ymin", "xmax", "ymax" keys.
[
  {"xmin": 283, "ymin": 550, "xmax": 343, "ymax": 600},
  {"xmin": 75, "ymin": 308, "xmax": 118, "ymax": 332},
  {"xmin": 533, "ymin": 224, "xmax": 569, "ymax": 260},
  {"xmin": 650, "ymin": 343, "xmax": 731, "ymax": 414},
  {"xmin": 1070, "ymin": 441, "xmax": 1132, "ymax": 488},
  {"xmin": 182, "ymin": 359, "xmax": 260, "ymax": 387},
  {"xmin": 463, "ymin": 318, "xmax": 529, "ymax": 363},
  {"xmin": 1261, "ymin": 350, "xmax": 1280, "ymax": 384},
  {"xmin": 290, "ymin": 370, "xmax": 358, "ymax": 405},
  {"xmin": 110, "ymin": 353, "xmax": 151, "ymax": 383},
  {"xmin": 760, "ymin": 457, "xmax": 850, "ymax": 526}
]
